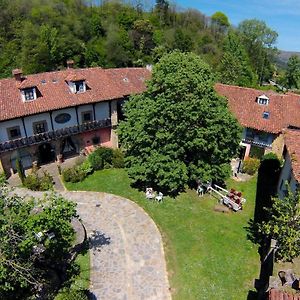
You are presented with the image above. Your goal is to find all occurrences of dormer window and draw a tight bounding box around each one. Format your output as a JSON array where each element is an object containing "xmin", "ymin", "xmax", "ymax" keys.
[
  {"xmin": 75, "ymin": 80, "xmax": 85, "ymax": 93},
  {"xmin": 68, "ymin": 80, "xmax": 86, "ymax": 94},
  {"xmin": 257, "ymin": 94, "xmax": 269, "ymax": 105},
  {"xmin": 21, "ymin": 87, "xmax": 37, "ymax": 101}
]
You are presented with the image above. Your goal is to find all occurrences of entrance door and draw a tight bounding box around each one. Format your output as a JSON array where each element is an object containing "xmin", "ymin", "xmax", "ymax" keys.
[
  {"xmin": 38, "ymin": 143, "xmax": 55, "ymax": 164},
  {"xmin": 61, "ymin": 137, "xmax": 77, "ymax": 158}
]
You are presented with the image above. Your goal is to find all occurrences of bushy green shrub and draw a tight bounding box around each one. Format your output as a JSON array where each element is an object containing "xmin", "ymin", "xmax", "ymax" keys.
[
  {"xmin": 261, "ymin": 152, "xmax": 279, "ymax": 162},
  {"xmin": 112, "ymin": 149, "xmax": 125, "ymax": 168},
  {"xmin": 242, "ymin": 157, "xmax": 260, "ymax": 175},
  {"xmin": 39, "ymin": 171, "xmax": 54, "ymax": 191},
  {"xmin": 23, "ymin": 173, "xmax": 40, "ymax": 190},
  {"xmin": 23, "ymin": 171, "xmax": 54, "ymax": 191},
  {"xmin": 62, "ymin": 160, "xmax": 93, "ymax": 183},
  {"xmin": 88, "ymin": 147, "xmax": 113, "ymax": 170}
]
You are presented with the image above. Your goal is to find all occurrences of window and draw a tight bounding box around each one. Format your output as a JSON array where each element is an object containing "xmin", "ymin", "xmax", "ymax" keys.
[
  {"xmin": 54, "ymin": 113, "xmax": 71, "ymax": 124},
  {"xmin": 81, "ymin": 111, "xmax": 93, "ymax": 123},
  {"xmin": 23, "ymin": 88, "xmax": 36, "ymax": 101},
  {"xmin": 7, "ymin": 126, "xmax": 21, "ymax": 140},
  {"xmin": 257, "ymin": 95, "xmax": 269, "ymax": 105},
  {"xmin": 33, "ymin": 121, "xmax": 48, "ymax": 134},
  {"xmin": 258, "ymin": 132, "xmax": 269, "ymax": 143},
  {"xmin": 245, "ymin": 128, "xmax": 255, "ymax": 140},
  {"xmin": 263, "ymin": 112, "xmax": 270, "ymax": 119},
  {"xmin": 75, "ymin": 81, "xmax": 85, "ymax": 93}
]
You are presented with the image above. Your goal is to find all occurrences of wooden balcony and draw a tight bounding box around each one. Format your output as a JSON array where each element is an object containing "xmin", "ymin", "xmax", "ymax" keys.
[{"xmin": 0, "ymin": 118, "xmax": 111, "ymax": 153}]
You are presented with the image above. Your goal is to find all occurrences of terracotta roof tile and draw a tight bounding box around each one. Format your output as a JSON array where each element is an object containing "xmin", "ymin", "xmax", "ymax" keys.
[
  {"xmin": 215, "ymin": 84, "xmax": 300, "ymax": 134},
  {"xmin": 0, "ymin": 67, "xmax": 151, "ymax": 121},
  {"xmin": 284, "ymin": 129, "xmax": 300, "ymax": 182}
]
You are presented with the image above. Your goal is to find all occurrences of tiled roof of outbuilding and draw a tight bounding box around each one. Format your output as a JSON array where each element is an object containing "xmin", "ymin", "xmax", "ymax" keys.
[
  {"xmin": 215, "ymin": 83, "xmax": 300, "ymax": 134},
  {"xmin": 0, "ymin": 67, "xmax": 150, "ymax": 121},
  {"xmin": 284, "ymin": 129, "xmax": 300, "ymax": 182}
]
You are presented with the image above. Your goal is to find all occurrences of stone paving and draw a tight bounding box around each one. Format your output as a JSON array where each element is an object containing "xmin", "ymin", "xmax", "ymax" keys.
[{"xmin": 13, "ymin": 188, "xmax": 171, "ymax": 300}]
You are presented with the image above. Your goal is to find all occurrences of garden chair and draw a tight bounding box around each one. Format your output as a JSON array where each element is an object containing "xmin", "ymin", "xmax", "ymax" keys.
[
  {"xmin": 146, "ymin": 188, "xmax": 154, "ymax": 200},
  {"xmin": 156, "ymin": 192, "xmax": 163, "ymax": 202}
]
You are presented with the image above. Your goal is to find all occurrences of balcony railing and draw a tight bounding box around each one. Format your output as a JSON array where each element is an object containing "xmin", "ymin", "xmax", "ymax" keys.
[
  {"xmin": 242, "ymin": 137, "xmax": 271, "ymax": 148},
  {"xmin": 0, "ymin": 118, "xmax": 111, "ymax": 153}
]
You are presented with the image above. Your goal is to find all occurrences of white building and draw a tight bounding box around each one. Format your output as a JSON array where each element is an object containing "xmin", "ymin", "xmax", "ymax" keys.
[{"xmin": 0, "ymin": 62, "xmax": 150, "ymax": 174}]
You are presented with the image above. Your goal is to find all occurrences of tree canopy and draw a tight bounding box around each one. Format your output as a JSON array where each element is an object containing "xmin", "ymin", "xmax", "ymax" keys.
[
  {"xmin": 0, "ymin": 0, "xmax": 281, "ymax": 89},
  {"xmin": 118, "ymin": 51, "xmax": 241, "ymax": 195},
  {"xmin": 259, "ymin": 190, "xmax": 300, "ymax": 262},
  {"xmin": 219, "ymin": 31, "xmax": 257, "ymax": 87},
  {"xmin": 0, "ymin": 184, "xmax": 78, "ymax": 299},
  {"xmin": 285, "ymin": 55, "xmax": 300, "ymax": 89}
]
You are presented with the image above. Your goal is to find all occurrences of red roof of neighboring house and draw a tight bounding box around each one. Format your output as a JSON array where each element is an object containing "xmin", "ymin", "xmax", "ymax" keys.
[
  {"xmin": 215, "ymin": 83, "xmax": 300, "ymax": 134},
  {"xmin": 269, "ymin": 288, "xmax": 300, "ymax": 300},
  {"xmin": 283, "ymin": 129, "xmax": 300, "ymax": 182},
  {"xmin": 0, "ymin": 67, "xmax": 151, "ymax": 122}
]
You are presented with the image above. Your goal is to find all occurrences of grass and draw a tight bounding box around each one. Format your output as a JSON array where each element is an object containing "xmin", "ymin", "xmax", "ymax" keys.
[
  {"xmin": 65, "ymin": 169, "xmax": 259, "ymax": 300},
  {"xmin": 72, "ymin": 250, "xmax": 90, "ymax": 290}
]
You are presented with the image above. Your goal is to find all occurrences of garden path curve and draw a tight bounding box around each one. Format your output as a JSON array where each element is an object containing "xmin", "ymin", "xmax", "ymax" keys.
[{"xmin": 13, "ymin": 188, "xmax": 171, "ymax": 300}]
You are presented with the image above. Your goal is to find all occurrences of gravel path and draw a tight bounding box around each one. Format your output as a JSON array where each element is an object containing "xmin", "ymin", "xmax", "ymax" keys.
[{"xmin": 13, "ymin": 188, "xmax": 171, "ymax": 300}]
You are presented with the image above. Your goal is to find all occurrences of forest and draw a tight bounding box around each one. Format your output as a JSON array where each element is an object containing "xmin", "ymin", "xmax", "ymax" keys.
[{"xmin": 0, "ymin": 0, "xmax": 298, "ymax": 89}]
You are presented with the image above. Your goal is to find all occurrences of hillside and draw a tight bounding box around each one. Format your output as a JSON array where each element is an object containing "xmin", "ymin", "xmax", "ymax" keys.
[{"xmin": 276, "ymin": 50, "xmax": 300, "ymax": 69}]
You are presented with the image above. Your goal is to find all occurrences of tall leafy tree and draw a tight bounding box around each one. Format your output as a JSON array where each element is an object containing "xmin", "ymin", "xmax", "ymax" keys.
[
  {"xmin": 118, "ymin": 51, "xmax": 241, "ymax": 195},
  {"xmin": 211, "ymin": 11, "xmax": 230, "ymax": 34},
  {"xmin": 237, "ymin": 19, "xmax": 278, "ymax": 83},
  {"xmin": 285, "ymin": 55, "xmax": 300, "ymax": 89},
  {"xmin": 259, "ymin": 190, "xmax": 300, "ymax": 262},
  {"xmin": 219, "ymin": 31, "xmax": 257, "ymax": 86}
]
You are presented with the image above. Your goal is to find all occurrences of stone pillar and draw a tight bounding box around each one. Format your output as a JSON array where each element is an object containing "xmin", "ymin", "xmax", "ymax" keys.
[
  {"xmin": 244, "ymin": 144, "xmax": 251, "ymax": 159},
  {"xmin": 110, "ymin": 100, "xmax": 119, "ymax": 149}
]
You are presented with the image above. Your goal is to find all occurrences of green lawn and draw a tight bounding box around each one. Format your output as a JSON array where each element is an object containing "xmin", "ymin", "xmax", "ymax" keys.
[{"xmin": 65, "ymin": 169, "xmax": 259, "ymax": 300}]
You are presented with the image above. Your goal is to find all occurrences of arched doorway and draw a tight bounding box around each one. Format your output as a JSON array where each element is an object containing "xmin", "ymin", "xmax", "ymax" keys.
[
  {"xmin": 60, "ymin": 137, "xmax": 77, "ymax": 158},
  {"xmin": 38, "ymin": 143, "xmax": 55, "ymax": 164}
]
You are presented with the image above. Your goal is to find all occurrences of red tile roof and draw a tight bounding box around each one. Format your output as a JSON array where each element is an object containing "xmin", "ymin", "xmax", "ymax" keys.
[
  {"xmin": 284, "ymin": 129, "xmax": 300, "ymax": 182},
  {"xmin": 0, "ymin": 67, "xmax": 151, "ymax": 121},
  {"xmin": 269, "ymin": 288, "xmax": 300, "ymax": 300},
  {"xmin": 215, "ymin": 83, "xmax": 300, "ymax": 134}
]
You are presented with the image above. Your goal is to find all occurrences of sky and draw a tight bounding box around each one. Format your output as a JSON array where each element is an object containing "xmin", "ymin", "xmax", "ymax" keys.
[{"xmin": 175, "ymin": 0, "xmax": 300, "ymax": 52}]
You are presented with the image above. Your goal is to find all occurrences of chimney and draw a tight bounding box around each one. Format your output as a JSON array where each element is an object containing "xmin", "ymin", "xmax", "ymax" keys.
[
  {"xmin": 67, "ymin": 60, "xmax": 74, "ymax": 69},
  {"xmin": 12, "ymin": 69, "xmax": 23, "ymax": 81}
]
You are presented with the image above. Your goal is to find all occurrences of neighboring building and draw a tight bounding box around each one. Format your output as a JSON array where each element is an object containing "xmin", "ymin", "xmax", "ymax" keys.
[
  {"xmin": 0, "ymin": 62, "xmax": 150, "ymax": 175},
  {"xmin": 215, "ymin": 83, "xmax": 300, "ymax": 160},
  {"xmin": 277, "ymin": 129, "xmax": 300, "ymax": 198}
]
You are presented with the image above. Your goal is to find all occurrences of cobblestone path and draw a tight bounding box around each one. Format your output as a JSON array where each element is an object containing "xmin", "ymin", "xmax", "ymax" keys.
[{"xmin": 13, "ymin": 188, "xmax": 171, "ymax": 300}]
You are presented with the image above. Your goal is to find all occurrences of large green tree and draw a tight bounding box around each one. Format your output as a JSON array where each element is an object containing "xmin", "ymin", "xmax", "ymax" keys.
[
  {"xmin": 237, "ymin": 19, "xmax": 278, "ymax": 83},
  {"xmin": 118, "ymin": 51, "xmax": 241, "ymax": 194},
  {"xmin": 259, "ymin": 190, "xmax": 300, "ymax": 262},
  {"xmin": 0, "ymin": 185, "xmax": 78, "ymax": 299},
  {"xmin": 219, "ymin": 31, "xmax": 257, "ymax": 86},
  {"xmin": 285, "ymin": 55, "xmax": 300, "ymax": 89}
]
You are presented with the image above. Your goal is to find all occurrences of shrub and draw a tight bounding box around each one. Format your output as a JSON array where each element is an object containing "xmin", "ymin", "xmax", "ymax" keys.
[
  {"xmin": 39, "ymin": 171, "xmax": 54, "ymax": 191},
  {"xmin": 23, "ymin": 171, "xmax": 54, "ymax": 191},
  {"xmin": 112, "ymin": 149, "xmax": 125, "ymax": 168},
  {"xmin": 88, "ymin": 147, "xmax": 113, "ymax": 170},
  {"xmin": 242, "ymin": 157, "xmax": 260, "ymax": 175},
  {"xmin": 16, "ymin": 158, "xmax": 26, "ymax": 183},
  {"xmin": 62, "ymin": 161, "xmax": 92, "ymax": 183},
  {"xmin": 23, "ymin": 173, "xmax": 40, "ymax": 191}
]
